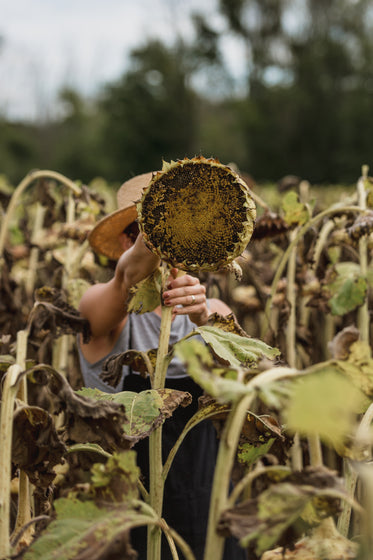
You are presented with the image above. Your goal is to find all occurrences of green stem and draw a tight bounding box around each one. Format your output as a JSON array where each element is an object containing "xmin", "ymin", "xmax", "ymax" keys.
[
  {"xmin": 203, "ymin": 393, "xmax": 254, "ymax": 560},
  {"xmin": 25, "ymin": 203, "xmax": 46, "ymax": 298},
  {"xmin": 152, "ymin": 305, "xmax": 173, "ymax": 390},
  {"xmin": 261, "ymin": 204, "xmax": 362, "ymax": 339},
  {"xmin": 357, "ymin": 169, "xmax": 370, "ymax": 343},
  {"xmin": 203, "ymin": 365, "xmax": 302, "ymax": 560},
  {"xmin": 148, "ymin": 270, "xmax": 175, "ymax": 560},
  {"xmin": 338, "ymin": 402, "xmax": 373, "ymax": 537},
  {"xmin": 286, "ymin": 229, "xmax": 298, "ymax": 369},
  {"xmin": 11, "ymin": 331, "xmax": 34, "ymax": 547},
  {"xmin": 0, "ymin": 365, "xmax": 23, "ymax": 559},
  {"xmin": 148, "ymin": 424, "xmax": 164, "ymax": 560},
  {"xmin": 307, "ymin": 434, "xmax": 323, "ymax": 467}
]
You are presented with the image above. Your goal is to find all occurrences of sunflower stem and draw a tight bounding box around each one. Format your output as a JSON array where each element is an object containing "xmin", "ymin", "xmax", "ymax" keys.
[
  {"xmin": 11, "ymin": 330, "xmax": 34, "ymax": 550},
  {"xmin": 261, "ymin": 204, "xmax": 362, "ymax": 339},
  {"xmin": 148, "ymin": 268, "xmax": 175, "ymax": 560},
  {"xmin": 203, "ymin": 394, "xmax": 254, "ymax": 560},
  {"xmin": 0, "ymin": 364, "xmax": 23, "ymax": 559},
  {"xmin": 357, "ymin": 166, "xmax": 369, "ymax": 343}
]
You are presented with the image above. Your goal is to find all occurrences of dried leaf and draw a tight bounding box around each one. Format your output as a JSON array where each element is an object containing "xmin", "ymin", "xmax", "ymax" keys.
[
  {"xmin": 78, "ymin": 387, "xmax": 192, "ymax": 446},
  {"xmin": 328, "ymin": 325, "xmax": 360, "ymax": 359},
  {"xmin": 90, "ymin": 451, "xmax": 140, "ymax": 503},
  {"xmin": 12, "ymin": 406, "xmax": 66, "ymax": 488},
  {"xmin": 218, "ymin": 467, "xmax": 346, "ymax": 555},
  {"xmin": 100, "ymin": 349, "xmax": 158, "ymax": 387},
  {"xmin": 28, "ymin": 365, "xmax": 129, "ymax": 452},
  {"xmin": 347, "ymin": 210, "xmax": 373, "ymax": 240},
  {"xmin": 251, "ymin": 211, "xmax": 289, "ymax": 240},
  {"xmin": 22, "ymin": 453, "xmax": 159, "ymax": 560},
  {"xmin": 237, "ymin": 413, "xmax": 289, "ymax": 468},
  {"xmin": 32, "ymin": 287, "xmax": 91, "ymax": 343},
  {"xmin": 127, "ymin": 268, "xmax": 163, "ymax": 314}
]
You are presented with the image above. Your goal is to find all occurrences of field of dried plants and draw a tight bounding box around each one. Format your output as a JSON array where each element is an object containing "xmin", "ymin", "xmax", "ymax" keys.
[{"xmin": 1, "ymin": 166, "xmax": 373, "ymax": 560}]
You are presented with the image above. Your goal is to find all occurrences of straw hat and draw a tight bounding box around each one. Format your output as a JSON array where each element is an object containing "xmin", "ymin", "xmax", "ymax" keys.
[{"xmin": 88, "ymin": 171, "xmax": 153, "ymax": 260}]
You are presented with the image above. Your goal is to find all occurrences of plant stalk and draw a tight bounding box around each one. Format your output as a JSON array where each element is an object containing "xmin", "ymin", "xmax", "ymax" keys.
[
  {"xmin": 0, "ymin": 364, "xmax": 23, "ymax": 559},
  {"xmin": 148, "ymin": 269, "xmax": 175, "ymax": 560},
  {"xmin": 357, "ymin": 168, "xmax": 369, "ymax": 343},
  {"xmin": 10, "ymin": 331, "xmax": 35, "ymax": 550},
  {"xmin": 286, "ymin": 229, "xmax": 298, "ymax": 369},
  {"xmin": 261, "ymin": 204, "xmax": 362, "ymax": 339},
  {"xmin": 338, "ymin": 402, "xmax": 373, "ymax": 537},
  {"xmin": 203, "ymin": 394, "xmax": 254, "ymax": 560}
]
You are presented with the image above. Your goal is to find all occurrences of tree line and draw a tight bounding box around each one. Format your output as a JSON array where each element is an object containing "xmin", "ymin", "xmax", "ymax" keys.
[{"xmin": 1, "ymin": 0, "xmax": 372, "ymax": 187}]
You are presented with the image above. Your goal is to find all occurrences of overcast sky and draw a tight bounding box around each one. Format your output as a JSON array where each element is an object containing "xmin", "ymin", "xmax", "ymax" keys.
[{"xmin": 0, "ymin": 0, "xmax": 248, "ymax": 121}]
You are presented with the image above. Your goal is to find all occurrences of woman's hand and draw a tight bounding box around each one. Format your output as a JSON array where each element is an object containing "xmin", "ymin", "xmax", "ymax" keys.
[{"xmin": 162, "ymin": 268, "xmax": 209, "ymax": 326}]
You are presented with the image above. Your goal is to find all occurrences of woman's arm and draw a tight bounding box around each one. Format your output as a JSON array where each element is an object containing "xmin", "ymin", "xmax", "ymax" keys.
[{"xmin": 79, "ymin": 234, "xmax": 160, "ymax": 338}]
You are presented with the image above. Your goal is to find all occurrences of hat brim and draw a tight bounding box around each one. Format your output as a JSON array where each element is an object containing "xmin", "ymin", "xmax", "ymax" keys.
[
  {"xmin": 88, "ymin": 171, "xmax": 154, "ymax": 260},
  {"xmin": 88, "ymin": 205, "xmax": 138, "ymax": 260}
]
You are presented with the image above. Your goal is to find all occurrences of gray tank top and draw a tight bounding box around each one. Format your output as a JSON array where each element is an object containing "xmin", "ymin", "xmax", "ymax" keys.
[{"xmin": 77, "ymin": 311, "xmax": 199, "ymax": 393}]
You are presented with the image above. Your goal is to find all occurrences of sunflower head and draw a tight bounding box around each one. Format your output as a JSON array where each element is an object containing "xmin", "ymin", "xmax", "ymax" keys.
[{"xmin": 137, "ymin": 156, "xmax": 256, "ymax": 272}]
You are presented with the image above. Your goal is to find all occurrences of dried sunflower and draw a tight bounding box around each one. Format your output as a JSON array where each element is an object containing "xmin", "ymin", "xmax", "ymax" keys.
[{"xmin": 137, "ymin": 156, "xmax": 256, "ymax": 272}]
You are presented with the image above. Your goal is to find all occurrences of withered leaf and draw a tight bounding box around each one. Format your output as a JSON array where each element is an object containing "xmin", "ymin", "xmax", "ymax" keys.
[
  {"xmin": 205, "ymin": 312, "xmax": 252, "ymax": 338},
  {"xmin": 127, "ymin": 268, "xmax": 163, "ymax": 314},
  {"xmin": 21, "ymin": 455, "xmax": 161, "ymax": 560},
  {"xmin": 91, "ymin": 451, "xmax": 140, "ymax": 504},
  {"xmin": 237, "ymin": 413, "xmax": 291, "ymax": 469},
  {"xmin": 79, "ymin": 387, "xmax": 192, "ymax": 446},
  {"xmin": 251, "ymin": 211, "xmax": 289, "ymax": 240},
  {"xmin": 100, "ymin": 349, "xmax": 158, "ymax": 387},
  {"xmin": 218, "ymin": 466, "xmax": 346, "ymax": 555},
  {"xmin": 27, "ymin": 365, "xmax": 129, "ymax": 452},
  {"xmin": 12, "ymin": 405, "xmax": 66, "ymax": 488},
  {"xmin": 31, "ymin": 286, "xmax": 91, "ymax": 343},
  {"xmin": 347, "ymin": 210, "xmax": 373, "ymax": 241},
  {"xmin": 328, "ymin": 325, "xmax": 360, "ymax": 359}
]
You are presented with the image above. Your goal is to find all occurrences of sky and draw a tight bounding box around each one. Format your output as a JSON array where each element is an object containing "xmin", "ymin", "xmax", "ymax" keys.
[{"xmin": 0, "ymin": 0, "xmax": 248, "ymax": 122}]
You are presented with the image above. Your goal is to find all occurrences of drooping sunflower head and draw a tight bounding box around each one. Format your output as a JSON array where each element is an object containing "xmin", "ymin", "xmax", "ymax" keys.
[{"xmin": 137, "ymin": 156, "xmax": 256, "ymax": 272}]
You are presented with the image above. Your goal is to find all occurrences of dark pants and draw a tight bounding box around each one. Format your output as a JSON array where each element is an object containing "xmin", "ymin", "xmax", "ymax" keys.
[{"xmin": 122, "ymin": 374, "xmax": 246, "ymax": 560}]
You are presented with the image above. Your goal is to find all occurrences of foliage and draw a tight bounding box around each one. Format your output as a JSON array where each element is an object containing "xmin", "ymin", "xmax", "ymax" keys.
[
  {"xmin": 1, "ymin": 167, "xmax": 373, "ymax": 560},
  {"xmin": 1, "ymin": 1, "xmax": 373, "ymax": 185}
]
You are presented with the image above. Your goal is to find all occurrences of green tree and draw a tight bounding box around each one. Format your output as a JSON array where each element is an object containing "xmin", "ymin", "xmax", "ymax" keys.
[
  {"xmin": 98, "ymin": 40, "xmax": 199, "ymax": 181},
  {"xmin": 213, "ymin": 0, "xmax": 373, "ymax": 182}
]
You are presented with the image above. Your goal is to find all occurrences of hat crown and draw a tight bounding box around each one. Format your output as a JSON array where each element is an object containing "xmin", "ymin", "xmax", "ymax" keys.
[{"xmin": 117, "ymin": 172, "xmax": 153, "ymax": 210}]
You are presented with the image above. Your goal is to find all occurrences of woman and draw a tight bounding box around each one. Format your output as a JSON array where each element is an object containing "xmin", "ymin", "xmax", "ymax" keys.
[{"xmin": 78, "ymin": 172, "xmax": 246, "ymax": 559}]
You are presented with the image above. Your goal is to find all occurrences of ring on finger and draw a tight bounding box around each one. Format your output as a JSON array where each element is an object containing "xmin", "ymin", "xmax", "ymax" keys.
[{"xmin": 191, "ymin": 294, "xmax": 196, "ymax": 304}]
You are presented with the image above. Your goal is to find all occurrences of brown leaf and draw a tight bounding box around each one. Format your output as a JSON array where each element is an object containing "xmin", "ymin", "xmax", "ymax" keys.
[
  {"xmin": 218, "ymin": 466, "xmax": 344, "ymax": 553},
  {"xmin": 100, "ymin": 349, "xmax": 158, "ymax": 387},
  {"xmin": 28, "ymin": 365, "xmax": 130, "ymax": 452},
  {"xmin": 206, "ymin": 312, "xmax": 251, "ymax": 338},
  {"xmin": 328, "ymin": 325, "xmax": 360, "ymax": 359},
  {"xmin": 32, "ymin": 287, "xmax": 91, "ymax": 343},
  {"xmin": 251, "ymin": 211, "xmax": 289, "ymax": 240},
  {"xmin": 12, "ymin": 406, "xmax": 66, "ymax": 488},
  {"xmin": 347, "ymin": 210, "xmax": 373, "ymax": 241}
]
